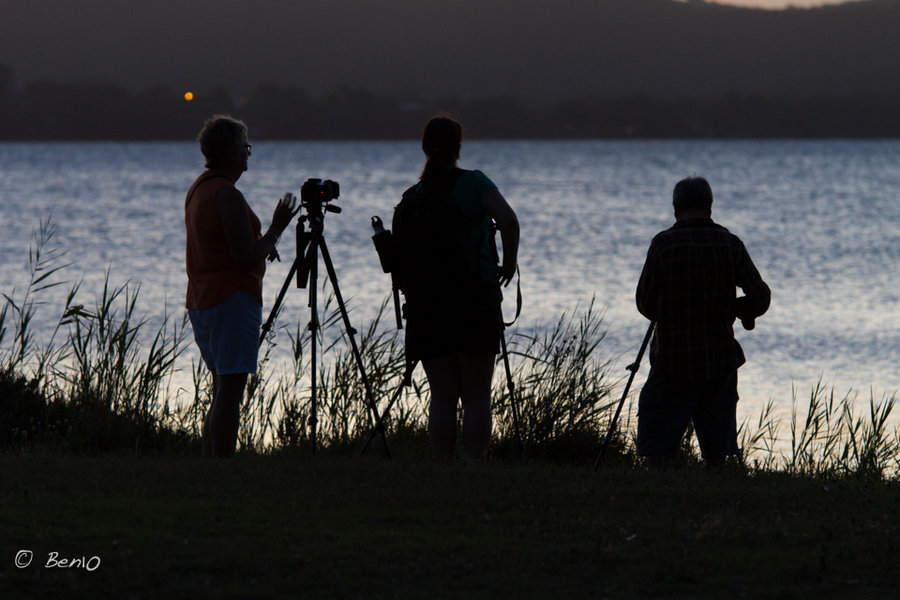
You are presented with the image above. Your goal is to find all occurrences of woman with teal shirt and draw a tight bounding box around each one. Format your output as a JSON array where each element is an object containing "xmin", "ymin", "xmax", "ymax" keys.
[{"xmin": 402, "ymin": 116, "xmax": 519, "ymax": 461}]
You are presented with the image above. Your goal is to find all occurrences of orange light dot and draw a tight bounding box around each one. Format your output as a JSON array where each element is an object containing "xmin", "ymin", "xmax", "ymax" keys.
[{"xmin": 184, "ymin": 92, "xmax": 194, "ymax": 101}]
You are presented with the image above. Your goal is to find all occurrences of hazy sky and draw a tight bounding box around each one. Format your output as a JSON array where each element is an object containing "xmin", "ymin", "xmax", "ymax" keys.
[
  {"xmin": 1, "ymin": 0, "xmax": 895, "ymax": 102},
  {"xmin": 708, "ymin": 0, "xmax": 864, "ymax": 7}
]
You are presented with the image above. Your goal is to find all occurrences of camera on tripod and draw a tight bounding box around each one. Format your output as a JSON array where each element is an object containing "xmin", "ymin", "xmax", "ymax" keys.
[
  {"xmin": 259, "ymin": 175, "xmax": 391, "ymax": 457},
  {"xmin": 300, "ymin": 178, "xmax": 340, "ymax": 206}
]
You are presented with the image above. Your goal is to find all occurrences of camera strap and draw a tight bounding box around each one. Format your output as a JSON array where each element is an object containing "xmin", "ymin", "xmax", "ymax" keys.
[{"xmin": 501, "ymin": 265, "xmax": 522, "ymax": 328}]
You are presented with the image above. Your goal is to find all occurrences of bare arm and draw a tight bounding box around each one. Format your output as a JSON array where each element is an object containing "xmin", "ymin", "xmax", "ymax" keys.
[
  {"xmin": 481, "ymin": 188, "xmax": 519, "ymax": 287},
  {"xmin": 216, "ymin": 189, "xmax": 299, "ymax": 270}
]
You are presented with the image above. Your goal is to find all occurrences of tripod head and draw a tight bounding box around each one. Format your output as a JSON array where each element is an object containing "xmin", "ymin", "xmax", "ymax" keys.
[
  {"xmin": 300, "ymin": 178, "xmax": 342, "ymax": 226},
  {"xmin": 289, "ymin": 178, "xmax": 342, "ymax": 289}
]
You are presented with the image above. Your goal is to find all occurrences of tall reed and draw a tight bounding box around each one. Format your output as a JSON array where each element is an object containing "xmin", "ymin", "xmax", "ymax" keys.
[
  {"xmin": 491, "ymin": 299, "xmax": 618, "ymax": 461},
  {"xmin": 3, "ymin": 219, "xmax": 899, "ymax": 479},
  {"xmin": 1, "ymin": 219, "xmax": 190, "ymax": 453},
  {"xmin": 196, "ymin": 293, "xmax": 422, "ymax": 453},
  {"xmin": 1, "ymin": 218, "xmax": 69, "ymax": 380},
  {"xmin": 733, "ymin": 379, "xmax": 898, "ymax": 478}
]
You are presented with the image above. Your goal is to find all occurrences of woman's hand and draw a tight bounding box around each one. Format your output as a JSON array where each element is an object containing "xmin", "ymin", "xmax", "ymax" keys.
[
  {"xmin": 271, "ymin": 192, "xmax": 300, "ymax": 234},
  {"xmin": 498, "ymin": 263, "xmax": 517, "ymax": 287},
  {"xmin": 266, "ymin": 193, "xmax": 300, "ymax": 262}
]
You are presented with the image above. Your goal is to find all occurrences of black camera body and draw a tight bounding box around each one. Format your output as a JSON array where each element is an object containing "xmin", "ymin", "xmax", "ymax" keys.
[{"xmin": 301, "ymin": 178, "xmax": 340, "ymax": 205}]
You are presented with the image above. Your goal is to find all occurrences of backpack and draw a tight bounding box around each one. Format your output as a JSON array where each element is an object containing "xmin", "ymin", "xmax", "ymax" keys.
[{"xmin": 391, "ymin": 168, "xmax": 479, "ymax": 299}]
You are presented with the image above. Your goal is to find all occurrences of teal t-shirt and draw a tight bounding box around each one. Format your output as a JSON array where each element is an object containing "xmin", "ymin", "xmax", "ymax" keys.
[{"xmin": 415, "ymin": 169, "xmax": 499, "ymax": 286}]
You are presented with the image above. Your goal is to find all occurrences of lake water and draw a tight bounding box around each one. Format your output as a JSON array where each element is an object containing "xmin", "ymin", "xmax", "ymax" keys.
[{"xmin": 1, "ymin": 140, "xmax": 898, "ymax": 423}]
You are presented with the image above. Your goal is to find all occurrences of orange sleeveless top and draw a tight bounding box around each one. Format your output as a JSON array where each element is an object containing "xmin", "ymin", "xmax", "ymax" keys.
[{"xmin": 185, "ymin": 171, "xmax": 265, "ymax": 309}]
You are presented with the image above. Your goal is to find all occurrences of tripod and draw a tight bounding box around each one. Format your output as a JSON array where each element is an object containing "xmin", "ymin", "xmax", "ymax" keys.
[{"xmin": 260, "ymin": 199, "xmax": 391, "ymax": 457}]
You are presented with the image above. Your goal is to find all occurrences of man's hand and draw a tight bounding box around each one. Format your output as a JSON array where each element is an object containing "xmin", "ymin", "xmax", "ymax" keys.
[{"xmin": 735, "ymin": 296, "xmax": 756, "ymax": 330}]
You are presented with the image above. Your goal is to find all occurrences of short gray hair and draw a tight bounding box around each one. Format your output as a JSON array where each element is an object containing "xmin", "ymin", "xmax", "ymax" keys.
[
  {"xmin": 673, "ymin": 176, "xmax": 713, "ymax": 213},
  {"xmin": 197, "ymin": 114, "xmax": 247, "ymax": 169}
]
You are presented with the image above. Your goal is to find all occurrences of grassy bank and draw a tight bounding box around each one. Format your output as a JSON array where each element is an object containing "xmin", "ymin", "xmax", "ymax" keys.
[
  {"xmin": 3, "ymin": 221, "xmax": 900, "ymax": 597},
  {"xmin": 2, "ymin": 452, "xmax": 899, "ymax": 599}
]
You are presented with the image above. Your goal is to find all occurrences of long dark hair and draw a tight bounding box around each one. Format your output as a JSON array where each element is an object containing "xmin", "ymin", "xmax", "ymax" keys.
[{"xmin": 420, "ymin": 116, "xmax": 463, "ymax": 190}]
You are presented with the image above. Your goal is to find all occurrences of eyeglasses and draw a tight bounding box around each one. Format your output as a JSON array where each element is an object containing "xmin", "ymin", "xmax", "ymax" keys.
[{"xmin": 243, "ymin": 144, "xmax": 252, "ymax": 155}]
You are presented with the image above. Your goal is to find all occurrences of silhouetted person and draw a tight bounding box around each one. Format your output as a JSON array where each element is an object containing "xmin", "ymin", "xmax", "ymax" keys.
[
  {"xmin": 185, "ymin": 115, "xmax": 298, "ymax": 457},
  {"xmin": 636, "ymin": 176, "xmax": 770, "ymax": 468},
  {"xmin": 397, "ymin": 116, "xmax": 519, "ymax": 461}
]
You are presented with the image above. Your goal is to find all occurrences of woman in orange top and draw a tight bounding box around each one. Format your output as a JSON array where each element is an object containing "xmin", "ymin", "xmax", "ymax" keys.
[{"xmin": 185, "ymin": 115, "xmax": 298, "ymax": 457}]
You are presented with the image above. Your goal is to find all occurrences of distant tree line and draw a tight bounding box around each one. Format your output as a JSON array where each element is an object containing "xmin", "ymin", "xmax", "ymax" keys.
[{"xmin": 1, "ymin": 66, "xmax": 899, "ymax": 140}]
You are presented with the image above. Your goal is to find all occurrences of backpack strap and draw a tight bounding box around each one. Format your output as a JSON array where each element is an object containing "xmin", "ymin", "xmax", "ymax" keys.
[{"xmin": 399, "ymin": 183, "xmax": 417, "ymax": 202}]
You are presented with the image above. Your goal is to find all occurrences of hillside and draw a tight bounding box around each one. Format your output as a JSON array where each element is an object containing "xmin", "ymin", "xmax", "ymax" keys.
[{"xmin": 0, "ymin": 0, "xmax": 897, "ymax": 101}]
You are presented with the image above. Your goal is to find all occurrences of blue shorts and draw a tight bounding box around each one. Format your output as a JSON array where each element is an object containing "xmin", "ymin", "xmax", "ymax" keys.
[
  {"xmin": 636, "ymin": 367, "xmax": 740, "ymax": 461},
  {"xmin": 188, "ymin": 291, "xmax": 262, "ymax": 375}
]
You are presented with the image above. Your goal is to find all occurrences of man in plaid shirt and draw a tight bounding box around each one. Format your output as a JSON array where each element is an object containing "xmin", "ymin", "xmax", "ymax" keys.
[{"xmin": 636, "ymin": 177, "xmax": 770, "ymax": 467}]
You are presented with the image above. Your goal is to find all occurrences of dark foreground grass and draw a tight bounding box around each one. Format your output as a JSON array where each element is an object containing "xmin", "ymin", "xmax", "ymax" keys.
[{"xmin": 2, "ymin": 452, "xmax": 899, "ymax": 599}]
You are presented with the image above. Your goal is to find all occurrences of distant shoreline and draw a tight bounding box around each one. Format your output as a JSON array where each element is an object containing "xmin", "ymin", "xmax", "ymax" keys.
[{"xmin": 2, "ymin": 81, "xmax": 900, "ymax": 141}]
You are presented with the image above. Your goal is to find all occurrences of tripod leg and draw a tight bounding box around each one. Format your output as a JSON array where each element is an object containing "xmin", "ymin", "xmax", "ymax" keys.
[
  {"xmin": 307, "ymin": 241, "xmax": 320, "ymax": 455},
  {"xmin": 359, "ymin": 359, "xmax": 417, "ymax": 457},
  {"xmin": 499, "ymin": 328, "xmax": 525, "ymax": 462},
  {"xmin": 593, "ymin": 321, "xmax": 654, "ymax": 470},
  {"xmin": 259, "ymin": 257, "xmax": 301, "ymax": 346},
  {"xmin": 317, "ymin": 237, "xmax": 392, "ymax": 459}
]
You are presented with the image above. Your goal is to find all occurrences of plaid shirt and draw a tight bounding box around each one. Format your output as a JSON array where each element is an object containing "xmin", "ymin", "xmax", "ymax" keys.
[{"xmin": 636, "ymin": 217, "xmax": 770, "ymax": 381}]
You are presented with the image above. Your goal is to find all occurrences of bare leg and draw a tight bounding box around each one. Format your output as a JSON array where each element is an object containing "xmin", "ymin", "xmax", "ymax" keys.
[
  {"xmin": 207, "ymin": 373, "xmax": 247, "ymax": 458},
  {"xmin": 423, "ymin": 356, "xmax": 462, "ymax": 462},
  {"xmin": 457, "ymin": 353, "xmax": 494, "ymax": 460}
]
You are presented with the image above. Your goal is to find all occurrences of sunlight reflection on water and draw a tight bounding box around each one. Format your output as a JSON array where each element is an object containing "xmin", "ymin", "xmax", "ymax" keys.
[{"xmin": 1, "ymin": 140, "xmax": 898, "ymax": 423}]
